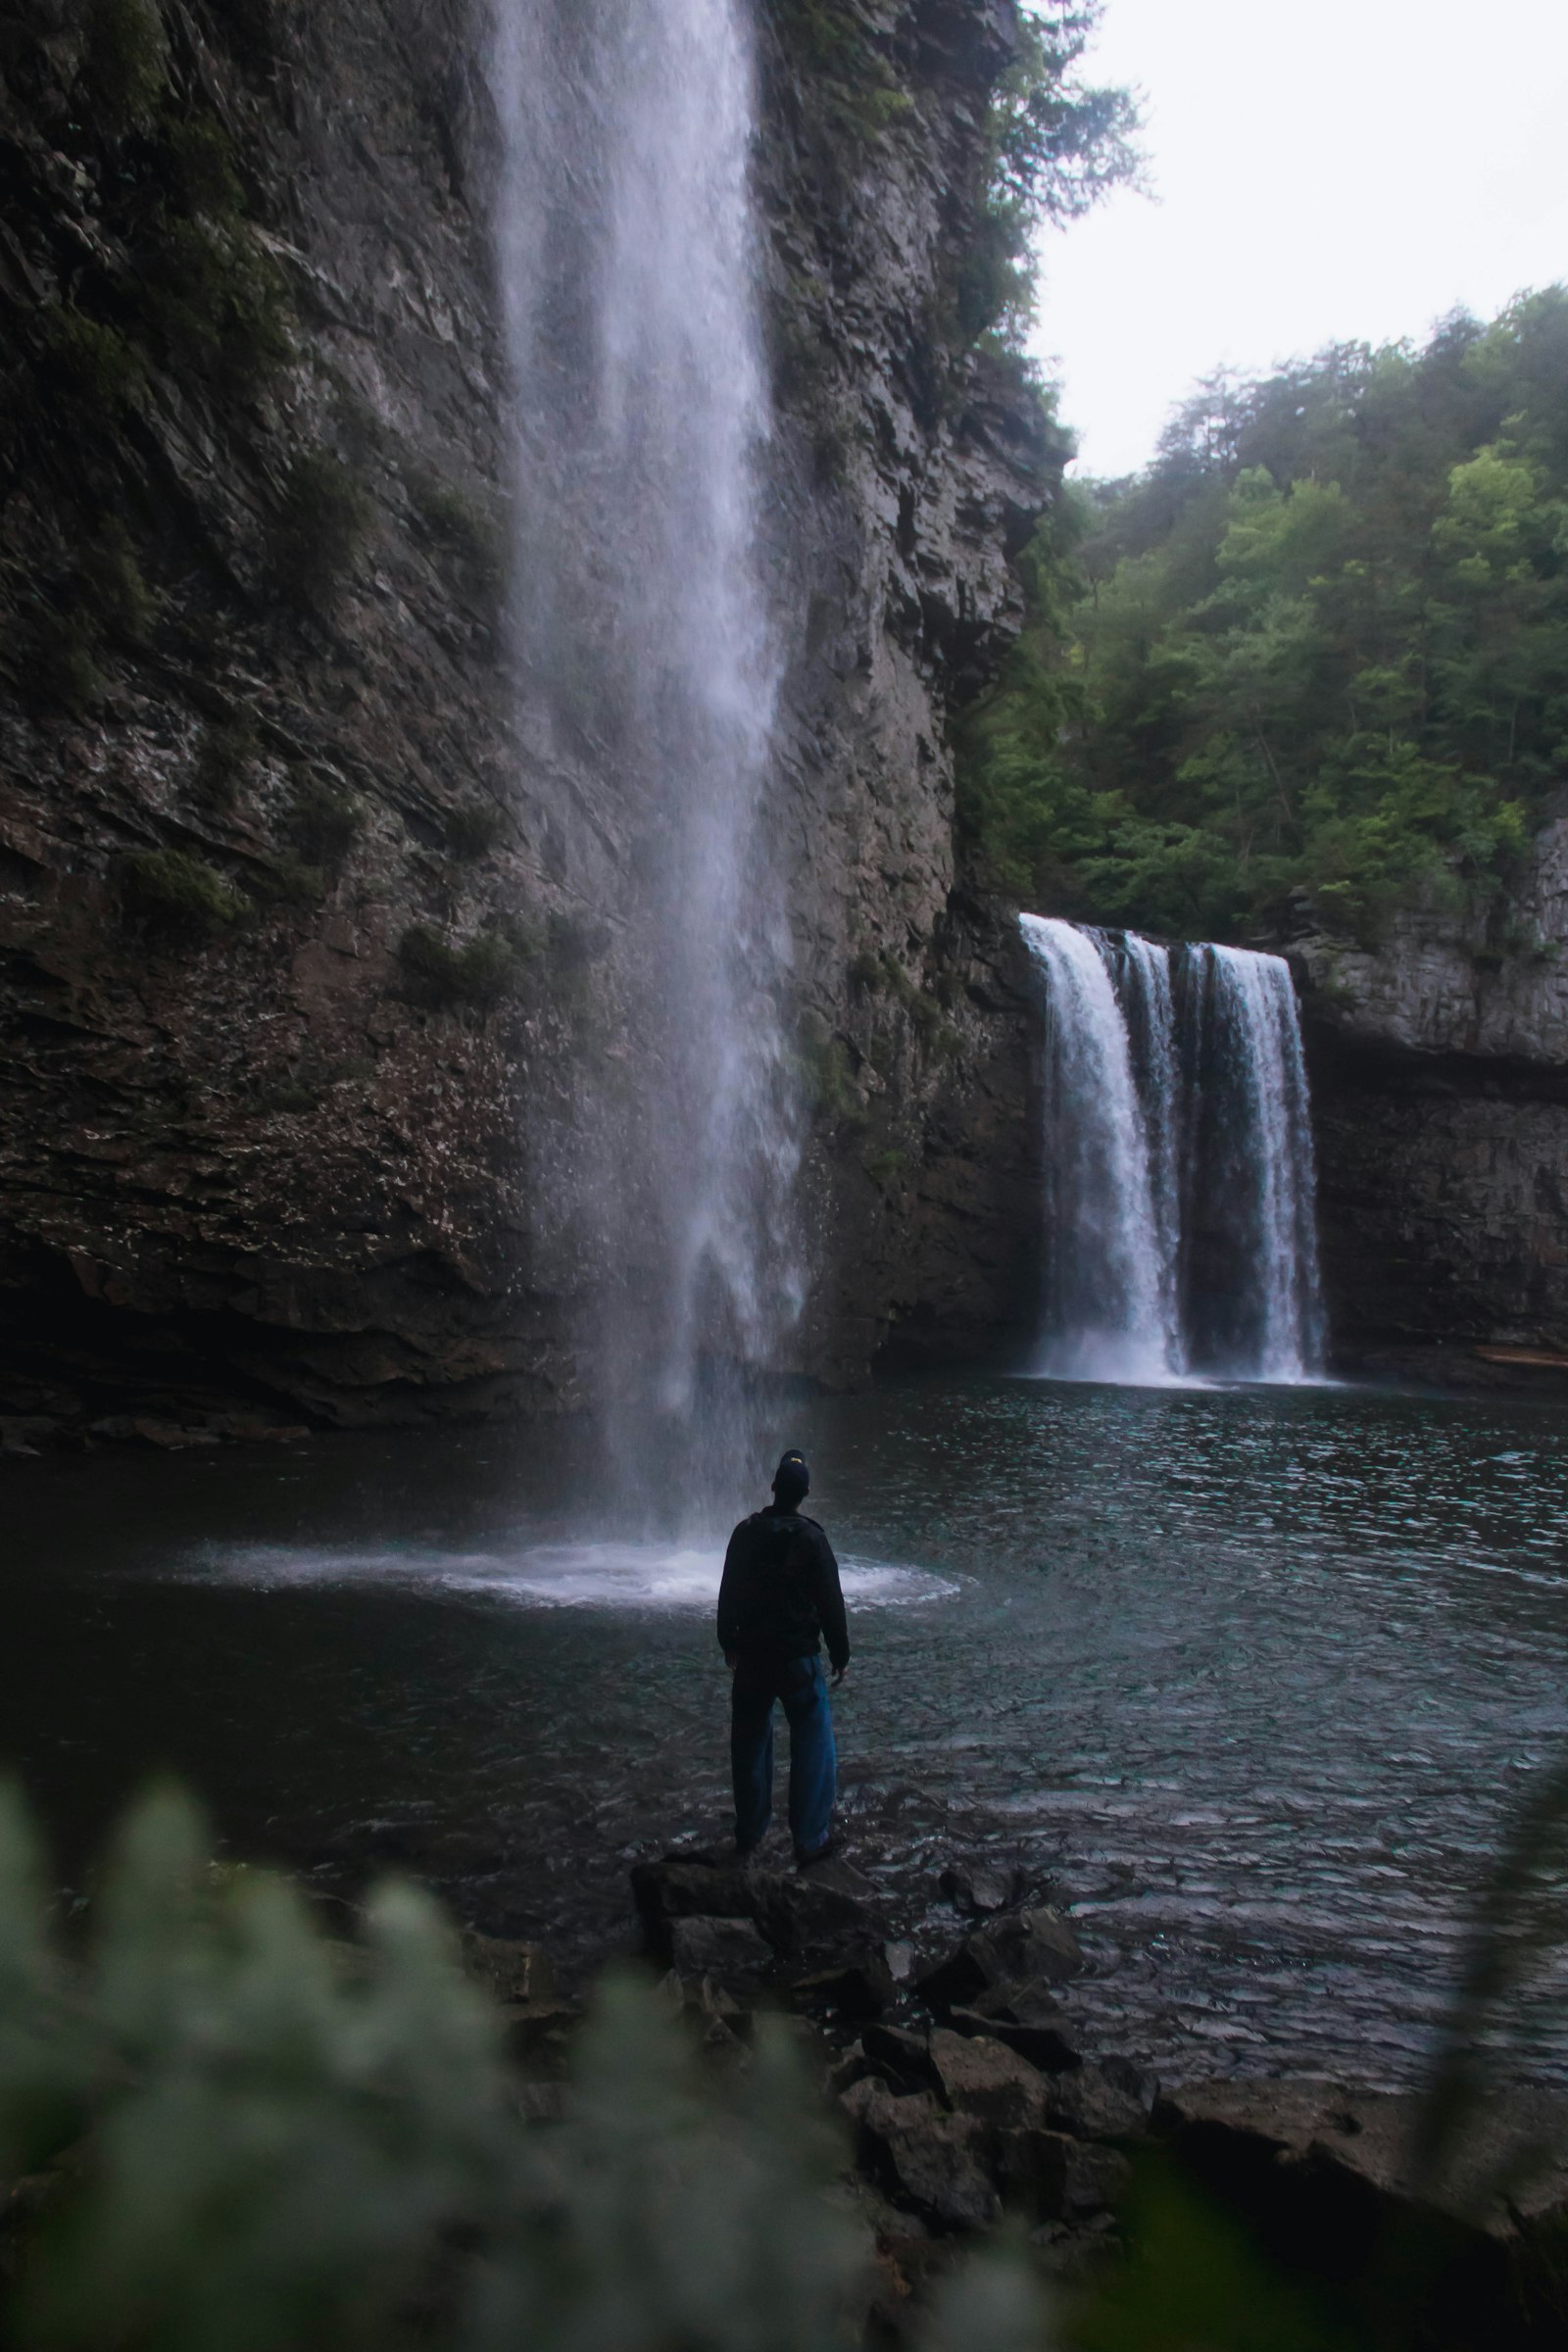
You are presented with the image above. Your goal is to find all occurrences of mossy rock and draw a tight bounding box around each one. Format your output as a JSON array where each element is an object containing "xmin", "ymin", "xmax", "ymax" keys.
[
  {"xmin": 272, "ymin": 451, "xmax": 372, "ymax": 611},
  {"xmin": 398, "ymin": 923, "xmax": 523, "ymax": 1009},
  {"xmin": 443, "ymin": 798, "xmax": 505, "ymax": 860},
  {"xmin": 288, "ymin": 775, "xmax": 363, "ymax": 866},
  {"xmin": 118, "ymin": 849, "xmax": 247, "ymax": 939}
]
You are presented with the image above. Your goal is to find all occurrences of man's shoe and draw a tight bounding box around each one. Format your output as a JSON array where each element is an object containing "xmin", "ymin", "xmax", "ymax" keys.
[{"xmin": 795, "ymin": 1836, "xmax": 840, "ymax": 1869}]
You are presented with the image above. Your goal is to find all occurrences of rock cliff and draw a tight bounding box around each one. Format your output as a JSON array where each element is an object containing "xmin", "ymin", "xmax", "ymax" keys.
[
  {"xmin": 1296, "ymin": 814, "xmax": 1568, "ymax": 1387},
  {"xmin": 0, "ymin": 0, "xmax": 1057, "ymax": 1435}
]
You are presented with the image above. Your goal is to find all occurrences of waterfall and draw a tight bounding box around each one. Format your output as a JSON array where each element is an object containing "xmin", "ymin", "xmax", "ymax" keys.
[
  {"xmin": 1019, "ymin": 916, "xmax": 1326, "ymax": 1384},
  {"xmin": 1018, "ymin": 917, "xmax": 1185, "ymax": 1384},
  {"xmin": 486, "ymin": 0, "xmax": 799, "ymax": 1505},
  {"xmin": 1183, "ymin": 945, "xmax": 1327, "ymax": 1380}
]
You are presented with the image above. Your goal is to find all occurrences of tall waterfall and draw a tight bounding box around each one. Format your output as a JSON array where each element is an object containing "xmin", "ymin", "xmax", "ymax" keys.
[
  {"xmin": 487, "ymin": 0, "xmax": 799, "ymax": 1504},
  {"xmin": 1019, "ymin": 917, "xmax": 1326, "ymax": 1383}
]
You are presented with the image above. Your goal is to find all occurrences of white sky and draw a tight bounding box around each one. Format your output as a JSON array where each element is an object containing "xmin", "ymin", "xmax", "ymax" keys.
[{"xmin": 1030, "ymin": 0, "xmax": 1568, "ymax": 477}]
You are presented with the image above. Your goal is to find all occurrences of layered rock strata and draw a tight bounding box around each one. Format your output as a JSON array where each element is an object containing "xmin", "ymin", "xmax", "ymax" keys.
[{"xmin": 1296, "ymin": 809, "xmax": 1568, "ymax": 1386}]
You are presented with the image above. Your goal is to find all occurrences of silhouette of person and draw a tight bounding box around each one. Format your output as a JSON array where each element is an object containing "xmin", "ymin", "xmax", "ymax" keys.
[{"xmin": 716, "ymin": 1447, "xmax": 849, "ymax": 1865}]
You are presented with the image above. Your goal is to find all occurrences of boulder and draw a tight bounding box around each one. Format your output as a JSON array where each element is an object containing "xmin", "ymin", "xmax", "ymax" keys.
[
  {"xmin": 839, "ymin": 2078, "xmax": 1000, "ymax": 2232},
  {"xmin": 630, "ymin": 1856, "xmax": 756, "ymax": 1956},
  {"xmin": 498, "ymin": 2002, "xmax": 578, "ymax": 2072},
  {"xmin": 1154, "ymin": 2078, "xmax": 1568, "ymax": 2345},
  {"xmin": 659, "ymin": 1969, "xmax": 753, "ymax": 2038},
  {"xmin": 947, "ymin": 1985, "xmax": 1082, "ymax": 2075},
  {"xmin": 939, "ymin": 1860, "xmax": 1016, "ymax": 1916},
  {"xmin": 1061, "ymin": 2137, "xmax": 1133, "ymax": 2219},
  {"xmin": 751, "ymin": 1856, "xmax": 882, "ymax": 1957},
  {"xmin": 785, "ymin": 1946, "xmax": 894, "ymax": 2021},
  {"xmin": 915, "ymin": 1907, "xmax": 1084, "ymax": 2012},
  {"xmin": 927, "ymin": 2030, "xmax": 1052, "ymax": 2131},
  {"xmin": 1044, "ymin": 2059, "xmax": 1153, "ymax": 2143},
  {"xmin": 668, "ymin": 1914, "xmax": 774, "ymax": 1985},
  {"xmin": 461, "ymin": 1933, "xmax": 556, "ymax": 2007},
  {"xmin": 861, "ymin": 2023, "xmax": 940, "ymax": 2096},
  {"xmin": 989, "ymin": 2125, "xmax": 1072, "ymax": 2222},
  {"xmin": 631, "ymin": 1850, "xmax": 888, "ymax": 1981}
]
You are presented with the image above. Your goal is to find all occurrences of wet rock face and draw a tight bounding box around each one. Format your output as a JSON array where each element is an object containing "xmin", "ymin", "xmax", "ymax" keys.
[
  {"xmin": 0, "ymin": 0, "xmax": 551, "ymax": 1430},
  {"xmin": 1296, "ymin": 816, "xmax": 1568, "ymax": 1384},
  {"xmin": 0, "ymin": 0, "xmax": 1054, "ymax": 1429}
]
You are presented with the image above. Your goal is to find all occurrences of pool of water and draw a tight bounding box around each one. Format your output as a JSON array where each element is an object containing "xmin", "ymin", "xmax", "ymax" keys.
[{"xmin": 6, "ymin": 1372, "xmax": 1568, "ymax": 2087}]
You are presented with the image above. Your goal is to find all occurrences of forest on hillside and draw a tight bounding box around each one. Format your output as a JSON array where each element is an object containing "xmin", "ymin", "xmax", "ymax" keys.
[{"xmin": 965, "ymin": 288, "xmax": 1568, "ymax": 945}]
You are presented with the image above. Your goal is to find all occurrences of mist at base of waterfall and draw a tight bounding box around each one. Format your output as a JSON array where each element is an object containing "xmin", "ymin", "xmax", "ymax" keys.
[{"xmin": 178, "ymin": 1540, "xmax": 959, "ymax": 1613}]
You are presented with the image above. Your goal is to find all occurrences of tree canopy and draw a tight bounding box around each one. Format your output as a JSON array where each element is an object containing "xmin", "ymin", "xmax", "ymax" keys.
[{"xmin": 963, "ymin": 288, "xmax": 1568, "ymax": 940}]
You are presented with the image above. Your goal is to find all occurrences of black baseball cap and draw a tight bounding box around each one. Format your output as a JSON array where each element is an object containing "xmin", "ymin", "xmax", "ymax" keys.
[{"xmin": 772, "ymin": 1448, "xmax": 809, "ymax": 1499}]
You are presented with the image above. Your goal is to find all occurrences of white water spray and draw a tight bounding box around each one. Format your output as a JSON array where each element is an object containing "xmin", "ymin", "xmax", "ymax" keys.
[{"xmin": 486, "ymin": 0, "xmax": 799, "ymax": 1501}]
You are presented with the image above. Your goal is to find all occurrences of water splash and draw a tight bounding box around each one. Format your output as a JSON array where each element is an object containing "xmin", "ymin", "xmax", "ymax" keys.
[
  {"xmin": 180, "ymin": 1543, "xmax": 959, "ymax": 1613},
  {"xmin": 486, "ymin": 0, "xmax": 799, "ymax": 1515}
]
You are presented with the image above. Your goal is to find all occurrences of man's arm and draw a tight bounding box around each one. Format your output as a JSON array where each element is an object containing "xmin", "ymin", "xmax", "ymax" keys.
[{"xmin": 812, "ymin": 1527, "xmax": 850, "ymax": 1682}]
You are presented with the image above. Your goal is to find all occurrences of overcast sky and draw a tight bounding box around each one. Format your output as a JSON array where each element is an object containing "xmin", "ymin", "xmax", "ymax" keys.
[{"xmin": 1030, "ymin": 0, "xmax": 1568, "ymax": 477}]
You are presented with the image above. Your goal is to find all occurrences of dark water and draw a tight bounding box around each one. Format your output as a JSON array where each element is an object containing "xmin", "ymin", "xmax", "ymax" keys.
[{"xmin": 6, "ymin": 1373, "xmax": 1568, "ymax": 2087}]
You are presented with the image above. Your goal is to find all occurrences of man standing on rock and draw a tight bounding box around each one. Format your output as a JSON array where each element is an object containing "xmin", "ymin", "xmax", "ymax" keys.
[{"xmin": 717, "ymin": 1448, "xmax": 850, "ymax": 1867}]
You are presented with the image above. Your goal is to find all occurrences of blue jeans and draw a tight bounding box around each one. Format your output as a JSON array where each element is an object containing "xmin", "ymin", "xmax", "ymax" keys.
[{"xmin": 730, "ymin": 1653, "xmax": 836, "ymax": 1860}]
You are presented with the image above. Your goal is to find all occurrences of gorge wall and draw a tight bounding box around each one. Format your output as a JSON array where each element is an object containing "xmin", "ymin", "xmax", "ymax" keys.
[
  {"xmin": 0, "ymin": 0, "xmax": 1051, "ymax": 1436},
  {"xmin": 1296, "ymin": 816, "xmax": 1568, "ymax": 1389}
]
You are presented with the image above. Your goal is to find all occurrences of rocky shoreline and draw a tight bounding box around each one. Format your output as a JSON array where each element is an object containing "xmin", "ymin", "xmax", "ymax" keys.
[{"xmin": 458, "ymin": 1840, "xmax": 1568, "ymax": 2347}]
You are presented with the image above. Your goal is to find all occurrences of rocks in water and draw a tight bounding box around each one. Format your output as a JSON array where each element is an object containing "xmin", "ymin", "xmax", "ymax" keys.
[
  {"xmin": 946, "ymin": 1986, "xmax": 1082, "ymax": 2076},
  {"xmin": 631, "ymin": 1857, "xmax": 756, "ymax": 1955},
  {"xmin": 926, "ymin": 2030, "xmax": 1052, "ymax": 2131},
  {"xmin": 461, "ymin": 1932, "xmax": 555, "ymax": 2007},
  {"xmin": 631, "ymin": 1848, "xmax": 894, "ymax": 2011},
  {"xmin": 1060, "ymin": 2137, "xmax": 1132, "ymax": 2221},
  {"xmin": 1150, "ymin": 2079, "xmax": 1568, "ymax": 2347},
  {"xmin": 669, "ymin": 1914, "xmax": 774, "ymax": 1986},
  {"xmin": 835, "ymin": 2013, "xmax": 1148, "ymax": 2236},
  {"xmin": 1043, "ymin": 2058, "xmax": 1154, "ymax": 2142},
  {"xmin": 860, "ymin": 2023, "xmax": 940, "ymax": 2097},
  {"xmin": 938, "ymin": 1860, "xmax": 1017, "ymax": 1917},
  {"xmin": 915, "ymin": 1906, "xmax": 1085, "ymax": 2013},
  {"xmin": 840, "ymin": 2077, "xmax": 1000, "ymax": 2232},
  {"xmin": 785, "ymin": 1949, "xmax": 894, "ymax": 2022}
]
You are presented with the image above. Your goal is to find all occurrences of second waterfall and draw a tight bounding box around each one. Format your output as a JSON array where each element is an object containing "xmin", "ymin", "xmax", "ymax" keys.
[{"xmin": 1020, "ymin": 916, "xmax": 1326, "ymax": 1385}]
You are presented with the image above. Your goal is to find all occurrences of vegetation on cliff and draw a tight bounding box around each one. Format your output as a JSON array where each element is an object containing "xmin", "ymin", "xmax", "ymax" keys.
[
  {"xmin": 965, "ymin": 288, "xmax": 1568, "ymax": 940},
  {"xmin": 769, "ymin": 0, "xmax": 1139, "ymax": 353}
]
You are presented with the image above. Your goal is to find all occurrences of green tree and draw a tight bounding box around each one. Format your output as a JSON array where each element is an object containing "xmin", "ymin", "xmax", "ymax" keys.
[{"xmin": 965, "ymin": 286, "xmax": 1568, "ymax": 941}]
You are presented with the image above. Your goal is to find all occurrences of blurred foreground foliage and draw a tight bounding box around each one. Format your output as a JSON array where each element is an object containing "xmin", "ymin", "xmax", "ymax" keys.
[
  {"xmin": 0, "ymin": 1785, "xmax": 952, "ymax": 2352},
  {"xmin": 965, "ymin": 287, "xmax": 1568, "ymax": 942},
  {"xmin": 0, "ymin": 1783, "xmax": 1564, "ymax": 2351}
]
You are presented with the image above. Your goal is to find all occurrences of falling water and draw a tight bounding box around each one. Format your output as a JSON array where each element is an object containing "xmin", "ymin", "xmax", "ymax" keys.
[
  {"xmin": 486, "ymin": 0, "xmax": 799, "ymax": 1508},
  {"xmin": 1018, "ymin": 916, "xmax": 1185, "ymax": 1383},
  {"xmin": 1184, "ymin": 945, "xmax": 1327, "ymax": 1380},
  {"xmin": 1019, "ymin": 916, "xmax": 1326, "ymax": 1384}
]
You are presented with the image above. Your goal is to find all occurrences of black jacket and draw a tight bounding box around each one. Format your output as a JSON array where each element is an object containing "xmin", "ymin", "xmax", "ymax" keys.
[{"xmin": 716, "ymin": 1505, "xmax": 850, "ymax": 1674}]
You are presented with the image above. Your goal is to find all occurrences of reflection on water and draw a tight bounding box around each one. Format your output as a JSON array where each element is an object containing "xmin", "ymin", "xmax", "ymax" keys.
[{"xmin": 5, "ymin": 1373, "xmax": 1568, "ymax": 2087}]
